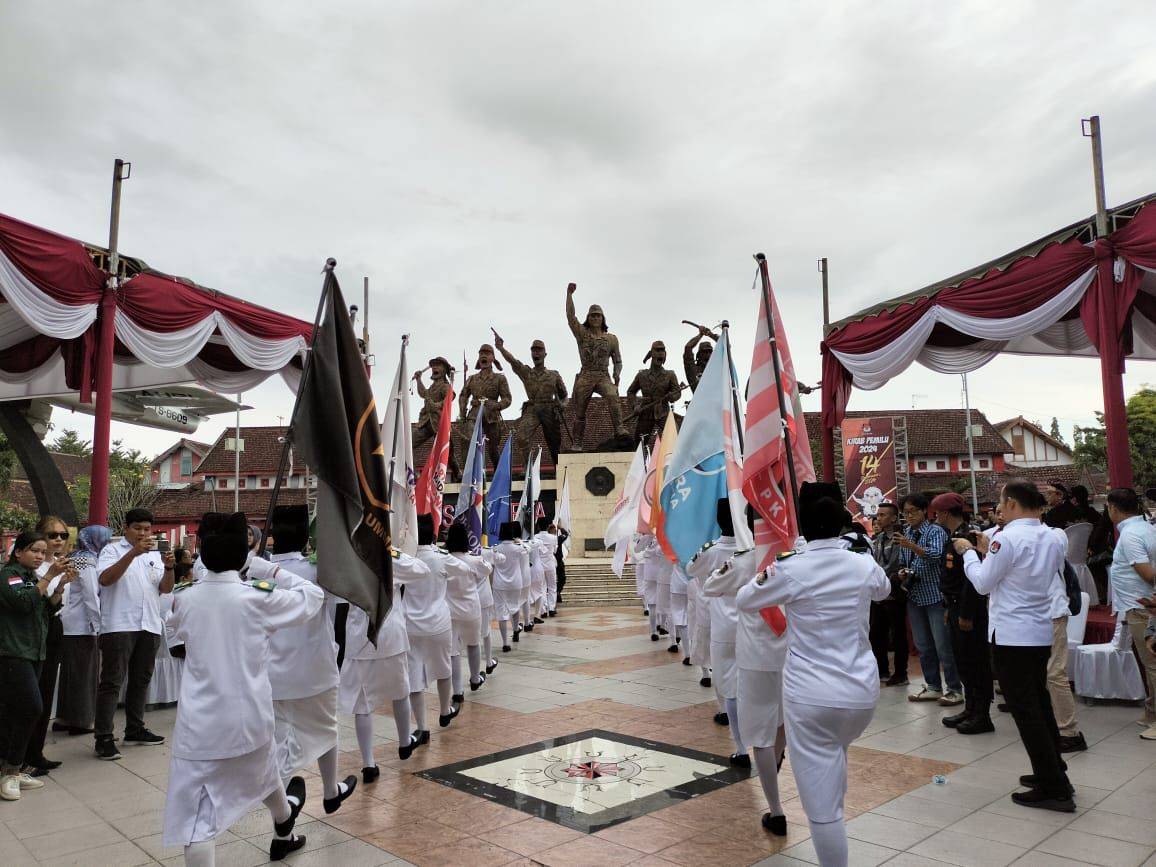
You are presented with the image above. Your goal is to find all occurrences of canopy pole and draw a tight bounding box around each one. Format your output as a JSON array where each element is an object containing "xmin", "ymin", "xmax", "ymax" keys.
[
  {"xmin": 818, "ymin": 258, "xmax": 837, "ymax": 483},
  {"xmin": 1084, "ymin": 115, "xmax": 1133, "ymax": 488},
  {"xmin": 962, "ymin": 374, "xmax": 979, "ymax": 515},
  {"xmin": 89, "ymin": 158, "xmax": 130, "ymax": 527}
]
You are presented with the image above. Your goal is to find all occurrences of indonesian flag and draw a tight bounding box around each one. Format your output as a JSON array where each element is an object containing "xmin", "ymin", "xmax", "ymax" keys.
[
  {"xmin": 742, "ymin": 263, "xmax": 816, "ymax": 572},
  {"xmin": 416, "ymin": 385, "xmax": 455, "ymax": 534}
]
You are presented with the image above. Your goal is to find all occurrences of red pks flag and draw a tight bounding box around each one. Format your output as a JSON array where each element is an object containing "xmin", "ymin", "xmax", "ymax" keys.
[
  {"xmin": 742, "ymin": 264, "xmax": 816, "ymax": 572},
  {"xmin": 416, "ymin": 386, "xmax": 455, "ymax": 534}
]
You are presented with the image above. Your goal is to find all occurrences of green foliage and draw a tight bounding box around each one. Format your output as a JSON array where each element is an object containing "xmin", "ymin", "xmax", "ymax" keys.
[
  {"xmin": 0, "ymin": 501, "xmax": 36, "ymax": 533},
  {"xmin": 0, "ymin": 430, "xmax": 14, "ymax": 493},
  {"xmin": 1049, "ymin": 417, "xmax": 1065, "ymax": 445},
  {"xmin": 1073, "ymin": 387, "xmax": 1156, "ymax": 488},
  {"xmin": 66, "ymin": 439, "xmax": 157, "ymax": 531},
  {"xmin": 50, "ymin": 428, "xmax": 93, "ymax": 456}
]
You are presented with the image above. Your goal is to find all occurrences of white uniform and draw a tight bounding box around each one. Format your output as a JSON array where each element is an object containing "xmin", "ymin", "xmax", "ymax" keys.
[
  {"xmin": 516, "ymin": 541, "xmax": 532, "ymax": 607},
  {"xmin": 669, "ymin": 563, "xmax": 689, "ymax": 629},
  {"xmin": 534, "ymin": 531, "xmax": 560, "ymax": 612},
  {"xmin": 490, "ymin": 540, "xmax": 525, "ymax": 621},
  {"xmin": 444, "ymin": 548, "xmax": 485, "ymax": 652},
  {"xmin": 266, "ymin": 552, "xmax": 340, "ymax": 779},
  {"xmin": 690, "ymin": 536, "xmax": 739, "ymax": 698},
  {"xmin": 339, "ymin": 552, "xmax": 429, "ymax": 714},
  {"xmin": 162, "ymin": 562, "xmax": 324, "ymax": 847},
  {"xmin": 653, "ymin": 554, "xmax": 674, "ymax": 629},
  {"xmin": 409, "ymin": 545, "xmax": 465, "ymax": 689},
  {"xmin": 474, "ymin": 548, "xmax": 504, "ymax": 632},
  {"xmin": 633, "ymin": 534, "xmax": 650, "ymax": 602},
  {"xmin": 528, "ymin": 537, "xmax": 546, "ymax": 610},
  {"xmin": 711, "ymin": 549, "xmax": 787, "ymax": 748},
  {"xmin": 640, "ymin": 536, "xmax": 660, "ymax": 613},
  {"xmin": 737, "ymin": 539, "xmax": 890, "ymax": 825}
]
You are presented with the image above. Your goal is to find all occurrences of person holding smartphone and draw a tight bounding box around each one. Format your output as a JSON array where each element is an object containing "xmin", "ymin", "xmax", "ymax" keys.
[{"xmin": 94, "ymin": 508, "xmax": 175, "ymax": 760}]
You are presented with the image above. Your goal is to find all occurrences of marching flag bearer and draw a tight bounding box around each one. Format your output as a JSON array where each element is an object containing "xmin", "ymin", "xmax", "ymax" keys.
[
  {"xmin": 264, "ymin": 505, "xmax": 357, "ymax": 816},
  {"xmin": 491, "ymin": 523, "xmax": 528, "ymax": 652},
  {"xmin": 163, "ymin": 512, "xmax": 323, "ymax": 865},
  {"xmin": 737, "ymin": 483, "xmax": 892, "ymax": 867},
  {"xmin": 687, "ymin": 502, "xmax": 740, "ymax": 725},
  {"xmin": 444, "ymin": 524, "xmax": 487, "ymax": 702},
  {"xmin": 339, "ymin": 548, "xmax": 431, "ymax": 782}
]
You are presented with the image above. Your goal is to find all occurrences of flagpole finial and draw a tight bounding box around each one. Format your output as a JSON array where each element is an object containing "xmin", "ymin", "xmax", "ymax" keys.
[
  {"xmin": 720, "ymin": 320, "xmax": 730, "ymax": 329},
  {"xmin": 322, "ymin": 258, "xmax": 337, "ymax": 273},
  {"xmin": 754, "ymin": 252, "xmax": 766, "ymax": 263}
]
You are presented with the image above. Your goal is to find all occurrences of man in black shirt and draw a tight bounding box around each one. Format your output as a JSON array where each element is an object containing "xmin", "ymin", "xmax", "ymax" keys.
[
  {"xmin": 870, "ymin": 502, "xmax": 908, "ymax": 686},
  {"xmin": 932, "ymin": 493, "xmax": 994, "ymax": 734}
]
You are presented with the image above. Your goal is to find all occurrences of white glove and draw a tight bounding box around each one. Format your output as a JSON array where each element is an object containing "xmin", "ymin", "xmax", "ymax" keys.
[{"xmin": 245, "ymin": 557, "xmax": 280, "ymax": 583}]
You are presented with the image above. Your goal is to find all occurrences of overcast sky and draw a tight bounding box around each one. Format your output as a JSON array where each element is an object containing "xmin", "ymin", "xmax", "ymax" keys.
[{"xmin": 3, "ymin": 1, "xmax": 1155, "ymax": 459}]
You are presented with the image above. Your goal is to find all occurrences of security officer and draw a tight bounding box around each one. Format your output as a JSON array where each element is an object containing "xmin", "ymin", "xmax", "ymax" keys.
[{"xmin": 933, "ymin": 492, "xmax": 993, "ymax": 734}]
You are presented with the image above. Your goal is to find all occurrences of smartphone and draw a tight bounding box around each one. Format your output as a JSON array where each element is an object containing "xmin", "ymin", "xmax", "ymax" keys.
[{"xmin": 156, "ymin": 538, "xmax": 171, "ymax": 554}]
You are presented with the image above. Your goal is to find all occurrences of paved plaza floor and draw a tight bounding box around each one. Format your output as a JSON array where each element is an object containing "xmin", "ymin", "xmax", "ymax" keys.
[{"xmin": 3, "ymin": 606, "xmax": 1155, "ymax": 866}]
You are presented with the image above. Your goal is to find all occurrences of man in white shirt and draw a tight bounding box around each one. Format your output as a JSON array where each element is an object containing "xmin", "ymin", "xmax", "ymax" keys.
[
  {"xmin": 1105, "ymin": 487, "xmax": 1156, "ymax": 734},
  {"xmin": 94, "ymin": 508, "xmax": 175, "ymax": 760},
  {"xmin": 164, "ymin": 512, "xmax": 322, "ymax": 865},
  {"xmin": 953, "ymin": 480, "xmax": 1074, "ymax": 813},
  {"xmin": 265, "ymin": 505, "xmax": 356, "ymax": 816}
]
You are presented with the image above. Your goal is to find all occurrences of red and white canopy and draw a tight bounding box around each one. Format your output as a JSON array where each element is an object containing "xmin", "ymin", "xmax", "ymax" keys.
[
  {"xmin": 821, "ymin": 193, "xmax": 1156, "ymax": 430},
  {"xmin": 0, "ymin": 212, "xmax": 313, "ymax": 401}
]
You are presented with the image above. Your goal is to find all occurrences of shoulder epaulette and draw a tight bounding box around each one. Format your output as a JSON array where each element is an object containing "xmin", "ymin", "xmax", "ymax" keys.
[
  {"xmin": 735, "ymin": 548, "xmax": 754, "ymax": 556},
  {"xmin": 173, "ymin": 580, "xmax": 197, "ymax": 592},
  {"xmin": 776, "ymin": 550, "xmax": 798, "ymax": 561},
  {"xmin": 251, "ymin": 579, "xmax": 277, "ymax": 593},
  {"xmin": 390, "ymin": 549, "xmax": 401, "ymax": 559},
  {"xmin": 701, "ymin": 540, "xmax": 715, "ymax": 551}
]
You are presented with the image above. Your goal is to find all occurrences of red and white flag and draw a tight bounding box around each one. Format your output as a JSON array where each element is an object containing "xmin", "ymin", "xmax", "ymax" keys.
[
  {"xmin": 742, "ymin": 265, "xmax": 816, "ymax": 570},
  {"xmin": 416, "ymin": 386, "xmax": 455, "ymax": 534}
]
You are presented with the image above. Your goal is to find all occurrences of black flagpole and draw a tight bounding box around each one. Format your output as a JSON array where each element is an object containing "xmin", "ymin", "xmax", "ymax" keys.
[
  {"xmin": 258, "ymin": 259, "xmax": 335, "ymax": 556},
  {"xmin": 754, "ymin": 253, "xmax": 801, "ymax": 517}
]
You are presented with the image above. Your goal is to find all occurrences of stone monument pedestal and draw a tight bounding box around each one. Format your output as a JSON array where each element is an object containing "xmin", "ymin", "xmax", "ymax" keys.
[{"xmin": 556, "ymin": 450, "xmax": 636, "ymax": 559}]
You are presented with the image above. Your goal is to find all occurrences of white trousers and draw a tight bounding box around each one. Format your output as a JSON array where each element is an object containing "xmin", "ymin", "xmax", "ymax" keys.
[
  {"xmin": 545, "ymin": 569, "xmax": 558, "ymax": 611},
  {"xmin": 784, "ymin": 700, "xmax": 874, "ymax": 824}
]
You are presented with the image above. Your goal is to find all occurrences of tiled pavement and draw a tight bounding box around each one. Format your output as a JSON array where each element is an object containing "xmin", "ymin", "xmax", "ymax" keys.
[{"xmin": 4, "ymin": 606, "xmax": 1156, "ymax": 866}]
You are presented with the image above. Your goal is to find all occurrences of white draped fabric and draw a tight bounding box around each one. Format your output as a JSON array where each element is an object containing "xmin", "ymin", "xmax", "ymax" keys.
[
  {"xmin": 0, "ymin": 246, "xmax": 97, "ymax": 339},
  {"xmin": 831, "ymin": 268, "xmax": 1097, "ymax": 390}
]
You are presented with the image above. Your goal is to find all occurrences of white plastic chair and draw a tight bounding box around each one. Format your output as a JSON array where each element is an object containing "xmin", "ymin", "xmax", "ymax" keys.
[
  {"xmin": 1070, "ymin": 617, "xmax": 1147, "ymax": 702},
  {"xmin": 1064, "ymin": 523, "xmax": 1099, "ymax": 606},
  {"xmin": 1066, "ymin": 592, "xmax": 1090, "ymax": 649}
]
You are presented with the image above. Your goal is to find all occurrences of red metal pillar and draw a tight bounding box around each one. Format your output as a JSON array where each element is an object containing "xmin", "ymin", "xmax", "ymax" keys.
[
  {"xmin": 1095, "ymin": 243, "xmax": 1132, "ymax": 488},
  {"xmin": 821, "ymin": 426, "xmax": 836, "ymax": 484}
]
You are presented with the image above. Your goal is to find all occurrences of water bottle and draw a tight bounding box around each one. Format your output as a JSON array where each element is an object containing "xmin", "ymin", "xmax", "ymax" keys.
[{"xmin": 932, "ymin": 775, "xmax": 948, "ymax": 785}]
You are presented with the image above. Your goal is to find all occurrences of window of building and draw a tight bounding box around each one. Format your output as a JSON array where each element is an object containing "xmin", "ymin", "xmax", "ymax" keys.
[
  {"xmin": 978, "ymin": 457, "xmax": 990, "ymax": 469},
  {"xmin": 238, "ymin": 478, "xmax": 246, "ymax": 489},
  {"xmin": 218, "ymin": 477, "xmax": 228, "ymax": 489},
  {"xmin": 180, "ymin": 451, "xmax": 193, "ymax": 477},
  {"xmin": 916, "ymin": 460, "xmax": 928, "ymax": 471},
  {"xmin": 935, "ymin": 460, "xmax": 946, "ymax": 470},
  {"xmin": 961, "ymin": 459, "xmax": 970, "ymax": 469},
  {"xmin": 260, "ymin": 478, "xmax": 270, "ymax": 488}
]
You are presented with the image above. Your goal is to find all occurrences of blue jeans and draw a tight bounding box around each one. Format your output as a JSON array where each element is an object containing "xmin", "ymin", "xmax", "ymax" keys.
[{"xmin": 907, "ymin": 601, "xmax": 961, "ymax": 692}]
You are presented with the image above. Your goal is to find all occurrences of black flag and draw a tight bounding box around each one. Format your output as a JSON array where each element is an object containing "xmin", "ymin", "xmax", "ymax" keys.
[{"xmin": 291, "ymin": 266, "xmax": 392, "ymax": 639}]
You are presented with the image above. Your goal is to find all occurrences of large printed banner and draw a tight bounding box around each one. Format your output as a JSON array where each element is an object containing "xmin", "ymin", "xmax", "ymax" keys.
[{"xmin": 842, "ymin": 417, "xmax": 897, "ymax": 529}]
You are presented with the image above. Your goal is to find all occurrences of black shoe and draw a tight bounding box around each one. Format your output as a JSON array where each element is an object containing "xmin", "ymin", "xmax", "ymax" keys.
[
  {"xmin": 524, "ymin": 624, "xmax": 534, "ymax": 633},
  {"xmin": 412, "ymin": 729, "xmax": 430, "ymax": 747},
  {"xmin": 657, "ymin": 626, "xmax": 668, "ymax": 636},
  {"xmin": 269, "ymin": 835, "xmax": 306, "ymax": 861},
  {"xmin": 398, "ymin": 736, "xmax": 417, "ymax": 761},
  {"xmin": 451, "ymin": 693, "xmax": 465, "ymax": 704},
  {"xmin": 533, "ymin": 617, "xmax": 545, "ymax": 625},
  {"xmin": 123, "ymin": 728, "xmax": 165, "ymax": 746},
  {"xmin": 761, "ymin": 813, "xmax": 787, "ymax": 836},
  {"xmin": 52, "ymin": 722, "xmax": 91, "ymax": 735},
  {"xmin": 1011, "ymin": 789, "xmax": 1075, "ymax": 812},
  {"xmin": 470, "ymin": 674, "xmax": 486, "ymax": 691},
  {"xmin": 884, "ymin": 673, "xmax": 909, "ymax": 687},
  {"xmin": 956, "ymin": 716, "xmax": 995, "ymax": 735},
  {"xmin": 1019, "ymin": 774, "xmax": 1075, "ymax": 796},
  {"xmin": 322, "ymin": 776, "xmax": 357, "ymax": 814},
  {"xmin": 362, "ymin": 765, "xmax": 380, "ymax": 784},
  {"xmin": 439, "ymin": 706, "xmax": 459, "ymax": 728},
  {"xmin": 548, "ymin": 611, "xmax": 557, "ymax": 617},
  {"xmin": 682, "ymin": 658, "xmax": 692, "ymax": 666},
  {"xmin": 512, "ymin": 632, "xmax": 520, "ymax": 643},
  {"xmin": 941, "ymin": 711, "xmax": 970, "ymax": 729},
  {"xmin": 28, "ymin": 766, "xmax": 51, "ymax": 778},
  {"xmin": 997, "ymin": 702, "xmax": 1010, "ymax": 713},
  {"xmin": 729, "ymin": 752, "xmax": 751, "ymax": 768},
  {"xmin": 95, "ymin": 738, "xmax": 122, "ymax": 761},
  {"xmin": 27, "ymin": 756, "xmax": 62, "ymax": 771},
  {"xmin": 714, "ymin": 711, "xmax": 729, "ymax": 726},
  {"xmin": 502, "ymin": 645, "xmax": 512, "ymax": 653},
  {"xmin": 275, "ymin": 776, "xmax": 306, "ymax": 837},
  {"xmin": 668, "ymin": 644, "xmax": 680, "ymax": 653},
  {"xmin": 651, "ymin": 633, "xmax": 660, "ymax": 641},
  {"xmin": 700, "ymin": 676, "xmax": 712, "ymax": 688},
  {"xmin": 1058, "ymin": 733, "xmax": 1088, "ymax": 753},
  {"xmin": 487, "ymin": 660, "xmax": 498, "ymax": 673}
]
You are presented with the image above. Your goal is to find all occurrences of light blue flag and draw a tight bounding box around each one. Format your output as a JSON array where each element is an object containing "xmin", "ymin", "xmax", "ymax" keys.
[
  {"xmin": 453, "ymin": 410, "xmax": 486, "ymax": 552},
  {"xmin": 658, "ymin": 330, "xmax": 743, "ymax": 566},
  {"xmin": 485, "ymin": 435, "xmax": 513, "ymax": 542}
]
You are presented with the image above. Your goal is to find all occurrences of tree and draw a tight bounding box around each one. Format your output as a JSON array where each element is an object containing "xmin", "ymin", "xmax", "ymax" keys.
[
  {"xmin": 66, "ymin": 438, "xmax": 158, "ymax": 531},
  {"xmin": 1049, "ymin": 417, "xmax": 1066, "ymax": 445},
  {"xmin": 51, "ymin": 429, "xmax": 93, "ymax": 456},
  {"xmin": 0, "ymin": 501, "xmax": 36, "ymax": 533},
  {"xmin": 0, "ymin": 431, "xmax": 15, "ymax": 494},
  {"xmin": 1073, "ymin": 387, "xmax": 1156, "ymax": 487}
]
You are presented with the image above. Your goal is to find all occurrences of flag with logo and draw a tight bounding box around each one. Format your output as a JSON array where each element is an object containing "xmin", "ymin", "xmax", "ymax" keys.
[
  {"xmin": 637, "ymin": 440, "xmax": 658, "ymax": 534},
  {"xmin": 289, "ymin": 268, "xmax": 392, "ymax": 638},
  {"xmin": 650, "ymin": 412, "xmax": 680, "ymax": 561},
  {"xmin": 556, "ymin": 468, "xmax": 572, "ymax": 559},
  {"xmin": 380, "ymin": 338, "xmax": 418, "ymax": 555},
  {"xmin": 517, "ymin": 447, "xmax": 542, "ymax": 539},
  {"xmin": 604, "ymin": 442, "xmax": 646, "ymax": 576},
  {"xmin": 416, "ymin": 382, "xmax": 455, "ymax": 534},
  {"xmin": 485, "ymin": 435, "xmax": 513, "ymax": 543},
  {"xmin": 658, "ymin": 328, "xmax": 752, "ymax": 567},
  {"xmin": 742, "ymin": 263, "xmax": 816, "ymax": 569},
  {"xmin": 453, "ymin": 409, "xmax": 486, "ymax": 552}
]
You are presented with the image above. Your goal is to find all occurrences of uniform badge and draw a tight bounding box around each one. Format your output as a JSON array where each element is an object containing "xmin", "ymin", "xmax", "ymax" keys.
[
  {"xmin": 989, "ymin": 541, "xmax": 1001, "ymax": 553},
  {"xmin": 390, "ymin": 549, "xmax": 401, "ymax": 559},
  {"xmin": 252, "ymin": 580, "xmax": 277, "ymax": 592}
]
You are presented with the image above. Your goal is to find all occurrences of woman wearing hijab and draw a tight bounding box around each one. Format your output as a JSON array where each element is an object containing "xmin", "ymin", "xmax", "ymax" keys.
[{"xmin": 53, "ymin": 525, "xmax": 110, "ymax": 737}]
